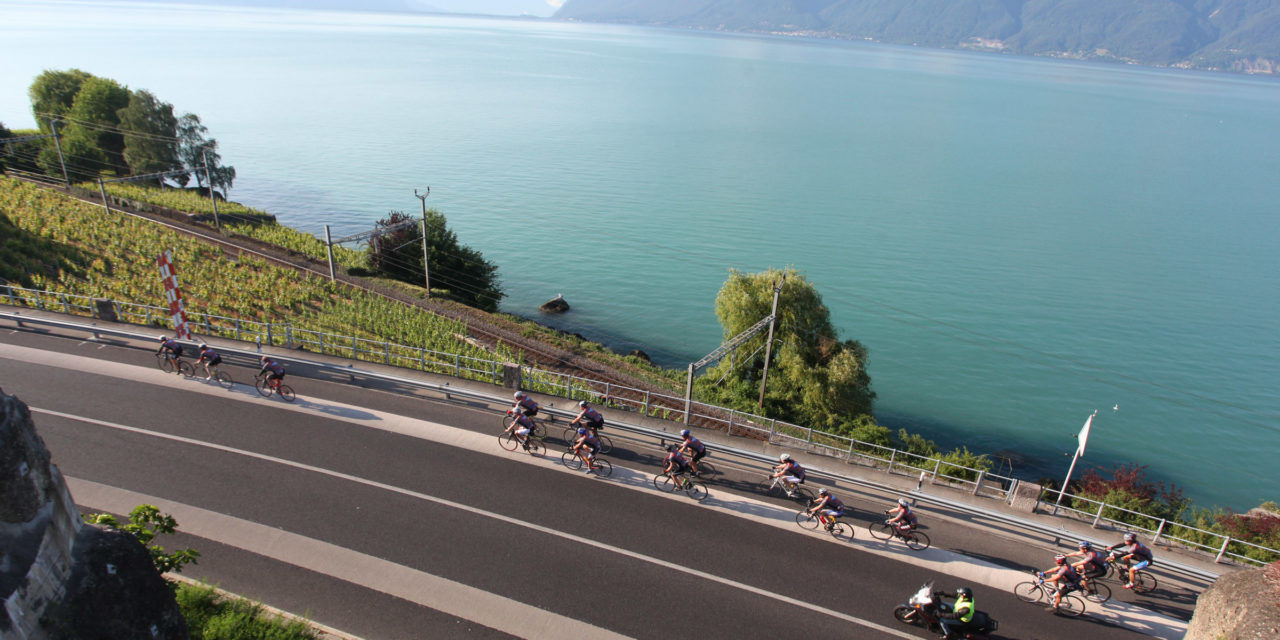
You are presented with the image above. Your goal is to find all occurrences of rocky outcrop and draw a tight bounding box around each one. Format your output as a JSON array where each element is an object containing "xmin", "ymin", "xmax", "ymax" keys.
[
  {"xmin": 1184, "ymin": 562, "xmax": 1280, "ymax": 640},
  {"xmin": 540, "ymin": 294, "xmax": 570, "ymax": 313},
  {"xmin": 1, "ymin": 391, "xmax": 188, "ymax": 639}
]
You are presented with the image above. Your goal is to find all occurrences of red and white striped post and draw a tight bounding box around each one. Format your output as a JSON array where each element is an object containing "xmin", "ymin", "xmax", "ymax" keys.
[{"xmin": 157, "ymin": 250, "xmax": 193, "ymax": 340}]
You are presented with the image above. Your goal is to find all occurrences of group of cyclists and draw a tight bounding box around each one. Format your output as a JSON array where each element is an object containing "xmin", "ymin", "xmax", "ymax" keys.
[
  {"xmin": 155, "ymin": 335, "xmax": 286, "ymax": 387},
  {"xmin": 1036, "ymin": 532, "xmax": 1157, "ymax": 611}
]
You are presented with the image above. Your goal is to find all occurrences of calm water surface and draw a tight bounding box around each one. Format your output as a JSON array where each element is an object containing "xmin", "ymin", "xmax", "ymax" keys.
[{"xmin": 2, "ymin": 0, "xmax": 1278, "ymax": 510}]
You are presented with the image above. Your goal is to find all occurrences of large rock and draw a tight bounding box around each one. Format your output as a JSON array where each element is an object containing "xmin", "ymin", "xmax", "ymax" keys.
[
  {"xmin": 1, "ymin": 391, "xmax": 188, "ymax": 639},
  {"xmin": 1184, "ymin": 562, "xmax": 1280, "ymax": 640},
  {"xmin": 539, "ymin": 294, "xmax": 570, "ymax": 313}
]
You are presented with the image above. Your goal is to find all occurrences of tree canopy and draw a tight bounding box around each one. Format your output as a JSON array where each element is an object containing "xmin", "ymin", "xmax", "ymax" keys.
[
  {"xmin": 695, "ymin": 267, "xmax": 875, "ymax": 433},
  {"xmin": 367, "ymin": 209, "xmax": 504, "ymax": 312}
]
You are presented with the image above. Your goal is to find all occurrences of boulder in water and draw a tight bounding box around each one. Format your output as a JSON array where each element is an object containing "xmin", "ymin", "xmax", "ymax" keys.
[
  {"xmin": 628, "ymin": 349, "xmax": 651, "ymax": 363},
  {"xmin": 540, "ymin": 294, "xmax": 570, "ymax": 313}
]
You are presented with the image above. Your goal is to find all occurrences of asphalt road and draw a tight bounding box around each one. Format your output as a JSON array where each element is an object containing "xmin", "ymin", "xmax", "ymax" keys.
[{"xmin": 0, "ymin": 327, "xmax": 1200, "ymax": 640}]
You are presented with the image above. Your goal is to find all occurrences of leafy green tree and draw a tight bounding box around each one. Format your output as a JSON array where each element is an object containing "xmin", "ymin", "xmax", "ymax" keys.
[
  {"xmin": 116, "ymin": 89, "xmax": 180, "ymax": 181},
  {"xmin": 0, "ymin": 121, "xmax": 10, "ymax": 171},
  {"xmin": 67, "ymin": 76, "xmax": 130, "ymax": 174},
  {"xmin": 696, "ymin": 267, "xmax": 875, "ymax": 433},
  {"xmin": 85, "ymin": 504, "xmax": 200, "ymax": 574},
  {"xmin": 367, "ymin": 209, "xmax": 503, "ymax": 311},
  {"xmin": 28, "ymin": 68, "xmax": 92, "ymax": 132}
]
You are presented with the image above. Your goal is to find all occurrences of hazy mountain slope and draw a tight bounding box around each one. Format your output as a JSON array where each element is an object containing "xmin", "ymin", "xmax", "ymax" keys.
[{"xmin": 555, "ymin": 0, "xmax": 1280, "ymax": 71}]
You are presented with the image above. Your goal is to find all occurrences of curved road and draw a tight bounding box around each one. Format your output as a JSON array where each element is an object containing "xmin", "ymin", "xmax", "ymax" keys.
[{"xmin": 1, "ymin": 327, "xmax": 1198, "ymax": 640}]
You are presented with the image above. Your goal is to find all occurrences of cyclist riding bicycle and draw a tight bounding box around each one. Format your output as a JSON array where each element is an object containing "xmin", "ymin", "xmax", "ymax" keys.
[
  {"xmin": 678, "ymin": 429, "xmax": 708, "ymax": 476},
  {"xmin": 662, "ymin": 444, "xmax": 693, "ymax": 488},
  {"xmin": 513, "ymin": 391, "xmax": 539, "ymax": 418},
  {"xmin": 194, "ymin": 343, "xmax": 223, "ymax": 381},
  {"xmin": 569, "ymin": 400, "xmax": 603, "ymax": 434},
  {"xmin": 770, "ymin": 453, "xmax": 806, "ymax": 497},
  {"xmin": 572, "ymin": 427, "xmax": 602, "ymax": 474},
  {"xmin": 1065, "ymin": 540, "xmax": 1107, "ymax": 589},
  {"xmin": 504, "ymin": 411, "xmax": 537, "ymax": 449},
  {"xmin": 936, "ymin": 586, "xmax": 977, "ymax": 640},
  {"xmin": 259, "ymin": 356, "xmax": 286, "ymax": 387},
  {"xmin": 1106, "ymin": 532, "xmax": 1155, "ymax": 590},
  {"xmin": 805, "ymin": 488, "xmax": 846, "ymax": 530},
  {"xmin": 1039, "ymin": 554, "xmax": 1083, "ymax": 612},
  {"xmin": 156, "ymin": 335, "xmax": 184, "ymax": 373},
  {"xmin": 885, "ymin": 498, "xmax": 919, "ymax": 535}
]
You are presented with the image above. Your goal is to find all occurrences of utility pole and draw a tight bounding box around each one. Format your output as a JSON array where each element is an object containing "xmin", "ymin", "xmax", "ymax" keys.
[
  {"xmin": 202, "ymin": 149, "xmax": 220, "ymax": 230},
  {"xmin": 324, "ymin": 224, "xmax": 336, "ymax": 281},
  {"xmin": 415, "ymin": 187, "xmax": 431, "ymax": 296},
  {"xmin": 47, "ymin": 118, "xmax": 70, "ymax": 186},
  {"xmin": 758, "ymin": 277, "xmax": 785, "ymax": 408}
]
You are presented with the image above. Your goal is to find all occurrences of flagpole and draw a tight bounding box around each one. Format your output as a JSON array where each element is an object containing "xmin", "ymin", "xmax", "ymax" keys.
[{"xmin": 1055, "ymin": 410, "xmax": 1097, "ymax": 513}]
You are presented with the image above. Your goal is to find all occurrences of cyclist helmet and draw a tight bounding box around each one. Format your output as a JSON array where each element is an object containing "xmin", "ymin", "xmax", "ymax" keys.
[
  {"xmin": 157, "ymin": 335, "xmax": 167, "ymax": 341},
  {"xmin": 261, "ymin": 355, "xmax": 270, "ymax": 363},
  {"xmin": 1054, "ymin": 554, "xmax": 1067, "ymax": 565},
  {"xmin": 818, "ymin": 488, "xmax": 829, "ymax": 496},
  {"xmin": 198, "ymin": 343, "xmax": 208, "ymax": 350},
  {"xmin": 664, "ymin": 444, "xmax": 676, "ymax": 452},
  {"xmin": 680, "ymin": 429, "xmax": 691, "ymax": 438},
  {"xmin": 1079, "ymin": 540, "xmax": 1093, "ymax": 550},
  {"xmin": 956, "ymin": 587, "xmax": 973, "ymax": 599},
  {"xmin": 576, "ymin": 427, "xmax": 587, "ymax": 435},
  {"xmin": 1123, "ymin": 532, "xmax": 1137, "ymax": 543},
  {"xmin": 898, "ymin": 498, "xmax": 910, "ymax": 507},
  {"xmin": 514, "ymin": 391, "xmax": 525, "ymax": 399},
  {"xmin": 779, "ymin": 453, "xmax": 791, "ymax": 462},
  {"xmin": 578, "ymin": 400, "xmax": 588, "ymax": 408}
]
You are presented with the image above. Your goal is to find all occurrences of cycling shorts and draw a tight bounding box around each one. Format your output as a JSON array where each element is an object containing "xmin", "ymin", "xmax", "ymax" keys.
[
  {"xmin": 515, "ymin": 427, "xmax": 530, "ymax": 437},
  {"xmin": 821, "ymin": 508, "xmax": 844, "ymax": 518},
  {"xmin": 690, "ymin": 449, "xmax": 706, "ymax": 462},
  {"xmin": 267, "ymin": 371, "xmax": 284, "ymax": 381},
  {"xmin": 587, "ymin": 419, "xmax": 603, "ymax": 430},
  {"xmin": 1083, "ymin": 566, "xmax": 1106, "ymax": 579},
  {"xmin": 782, "ymin": 475, "xmax": 803, "ymax": 485},
  {"xmin": 522, "ymin": 408, "xmax": 538, "ymax": 417},
  {"xmin": 1132, "ymin": 560, "xmax": 1150, "ymax": 571}
]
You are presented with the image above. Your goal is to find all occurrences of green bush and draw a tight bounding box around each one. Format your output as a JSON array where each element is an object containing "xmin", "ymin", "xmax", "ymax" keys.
[{"xmin": 176, "ymin": 582, "xmax": 317, "ymax": 640}]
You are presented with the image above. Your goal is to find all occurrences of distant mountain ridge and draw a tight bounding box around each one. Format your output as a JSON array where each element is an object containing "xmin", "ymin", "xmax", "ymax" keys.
[{"xmin": 554, "ymin": 0, "xmax": 1280, "ymax": 73}]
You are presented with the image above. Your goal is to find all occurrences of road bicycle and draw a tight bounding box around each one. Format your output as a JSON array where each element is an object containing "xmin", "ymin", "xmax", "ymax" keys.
[
  {"xmin": 688, "ymin": 459, "xmax": 717, "ymax": 480},
  {"xmin": 155, "ymin": 352, "xmax": 194, "ymax": 377},
  {"xmin": 1078, "ymin": 575, "xmax": 1112, "ymax": 603},
  {"xmin": 795, "ymin": 502, "xmax": 853, "ymax": 541},
  {"xmin": 560, "ymin": 448, "xmax": 612, "ymax": 477},
  {"xmin": 1012, "ymin": 572, "xmax": 1086, "ymax": 617},
  {"xmin": 498, "ymin": 431, "xmax": 545, "ymax": 457},
  {"xmin": 254, "ymin": 373, "xmax": 296, "ymax": 402},
  {"xmin": 562, "ymin": 426, "xmax": 612, "ymax": 454},
  {"xmin": 867, "ymin": 520, "xmax": 931, "ymax": 551},
  {"xmin": 503, "ymin": 406, "xmax": 546, "ymax": 439},
  {"xmin": 1102, "ymin": 552, "xmax": 1158, "ymax": 593},
  {"xmin": 196, "ymin": 363, "xmax": 233, "ymax": 389},
  {"xmin": 758, "ymin": 475, "xmax": 814, "ymax": 503},
  {"xmin": 652, "ymin": 470, "xmax": 708, "ymax": 501}
]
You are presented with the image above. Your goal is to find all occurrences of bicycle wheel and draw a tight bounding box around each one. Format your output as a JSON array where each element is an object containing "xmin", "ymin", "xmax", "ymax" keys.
[
  {"xmin": 215, "ymin": 371, "xmax": 233, "ymax": 388},
  {"xmin": 868, "ymin": 521, "xmax": 895, "ymax": 540},
  {"xmin": 795, "ymin": 511, "xmax": 820, "ymax": 530},
  {"xmin": 277, "ymin": 384, "xmax": 296, "ymax": 402},
  {"xmin": 654, "ymin": 474, "xmax": 677, "ymax": 492},
  {"xmin": 692, "ymin": 460, "xmax": 717, "ymax": 480},
  {"xmin": 177, "ymin": 361, "xmax": 195, "ymax": 377},
  {"xmin": 1133, "ymin": 571, "xmax": 1157, "ymax": 593},
  {"xmin": 255, "ymin": 377, "xmax": 272, "ymax": 397},
  {"xmin": 589, "ymin": 459, "xmax": 612, "ymax": 477},
  {"xmin": 560, "ymin": 450, "xmax": 583, "ymax": 471},
  {"xmin": 596, "ymin": 434, "xmax": 613, "ymax": 454},
  {"xmin": 685, "ymin": 480, "xmax": 708, "ymax": 501},
  {"xmin": 531, "ymin": 421, "xmax": 546, "ymax": 440},
  {"xmin": 792, "ymin": 486, "xmax": 815, "ymax": 503},
  {"xmin": 525, "ymin": 439, "xmax": 545, "ymax": 457},
  {"xmin": 562, "ymin": 427, "xmax": 577, "ymax": 443},
  {"xmin": 157, "ymin": 355, "xmax": 175, "ymax": 373},
  {"xmin": 829, "ymin": 521, "xmax": 854, "ymax": 542},
  {"xmin": 1013, "ymin": 582, "xmax": 1044, "ymax": 603},
  {"xmin": 503, "ymin": 413, "xmax": 517, "ymax": 430},
  {"xmin": 1084, "ymin": 581, "xmax": 1111, "ymax": 603},
  {"xmin": 1056, "ymin": 594, "xmax": 1086, "ymax": 617},
  {"xmin": 904, "ymin": 531, "xmax": 930, "ymax": 551},
  {"xmin": 498, "ymin": 433, "xmax": 520, "ymax": 451}
]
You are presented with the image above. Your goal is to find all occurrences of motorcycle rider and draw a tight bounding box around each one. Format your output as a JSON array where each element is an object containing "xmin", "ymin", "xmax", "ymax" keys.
[{"xmin": 936, "ymin": 586, "xmax": 976, "ymax": 639}]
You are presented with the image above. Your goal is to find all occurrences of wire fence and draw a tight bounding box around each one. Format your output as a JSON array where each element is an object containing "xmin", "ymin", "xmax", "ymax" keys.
[{"xmin": 3, "ymin": 282, "xmax": 1275, "ymax": 566}]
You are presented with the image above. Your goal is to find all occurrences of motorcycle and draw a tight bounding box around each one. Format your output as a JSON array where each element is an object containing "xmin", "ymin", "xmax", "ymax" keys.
[{"xmin": 893, "ymin": 582, "xmax": 999, "ymax": 639}]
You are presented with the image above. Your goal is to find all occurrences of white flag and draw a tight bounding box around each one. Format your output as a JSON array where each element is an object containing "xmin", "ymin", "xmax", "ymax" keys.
[{"xmin": 1077, "ymin": 411, "xmax": 1096, "ymax": 457}]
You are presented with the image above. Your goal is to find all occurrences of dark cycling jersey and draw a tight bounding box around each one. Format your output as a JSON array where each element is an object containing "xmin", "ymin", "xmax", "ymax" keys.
[
  {"xmin": 160, "ymin": 339, "xmax": 183, "ymax": 356},
  {"xmin": 517, "ymin": 397, "xmax": 539, "ymax": 415},
  {"xmin": 580, "ymin": 407, "xmax": 603, "ymax": 425},
  {"xmin": 513, "ymin": 414, "xmax": 535, "ymax": 430},
  {"xmin": 1080, "ymin": 550, "xmax": 1106, "ymax": 571},
  {"xmin": 682, "ymin": 436, "xmax": 706, "ymax": 454},
  {"xmin": 197, "ymin": 348, "xmax": 222, "ymax": 365},
  {"xmin": 578, "ymin": 434, "xmax": 600, "ymax": 452},
  {"xmin": 261, "ymin": 361, "xmax": 285, "ymax": 376},
  {"xmin": 782, "ymin": 460, "xmax": 806, "ymax": 481},
  {"xmin": 1051, "ymin": 564, "xmax": 1081, "ymax": 587},
  {"xmin": 664, "ymin": 451, "xmax": 689, "ymax": 470},
  {"xmin": 820, "ymin": 496, "xmax": 845, "ymax": 513}
]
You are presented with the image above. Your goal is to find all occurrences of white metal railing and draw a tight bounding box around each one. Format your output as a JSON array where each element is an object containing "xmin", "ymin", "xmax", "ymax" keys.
[{"xmin": 2, "ymin": 284, "xmax": 1275, "ymax": 567}]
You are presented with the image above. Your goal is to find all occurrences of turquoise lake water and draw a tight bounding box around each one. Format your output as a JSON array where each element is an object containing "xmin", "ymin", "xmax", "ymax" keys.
[{"xmin": 2, "ymin": 0, "xmax": 1278, "ymax": 510}]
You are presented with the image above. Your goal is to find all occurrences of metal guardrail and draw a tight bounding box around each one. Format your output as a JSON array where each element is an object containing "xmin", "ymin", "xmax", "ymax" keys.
[{"xmin": 2, "ymin": 288, "xmax": 1276, "ymax": 568}]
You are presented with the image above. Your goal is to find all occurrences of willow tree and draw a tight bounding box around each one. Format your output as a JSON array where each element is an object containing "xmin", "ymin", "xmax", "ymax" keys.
[{"xmin": 695, "ymin": 267, "xmax": 876, "ymax": 435}]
